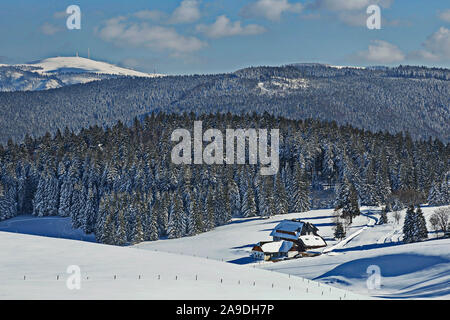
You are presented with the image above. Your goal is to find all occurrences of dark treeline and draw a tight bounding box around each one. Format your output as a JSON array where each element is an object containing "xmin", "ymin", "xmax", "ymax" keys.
[{"xmin": 0, "ymin": 112, "xmax": 448, "ymax": 245}]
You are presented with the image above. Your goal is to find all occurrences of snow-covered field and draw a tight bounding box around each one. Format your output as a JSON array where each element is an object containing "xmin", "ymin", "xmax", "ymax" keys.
[
  {"xmin": 0, "ymin": 232, "xmax": 362, "ymax": 300},
  {"xmin": 1, "ymin": 205, "xmax": 448, "ymax": 299},
  {"xmin": 136, "ymin": 205, "xmax": 450, "ymax": 299},
  {"xmin": 134, "ymin": 207, "xmax": 380, "ymax": 263}
]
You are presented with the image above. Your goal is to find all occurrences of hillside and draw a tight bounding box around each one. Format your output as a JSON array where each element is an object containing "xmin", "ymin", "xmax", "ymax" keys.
[
  {"xmin": 1, "ymin": 205, "xmax": 448, "ymax": 299},
  {"xmin": 135, "ymin": 205, "xmax": 450, "ymax": 299},
  {"xmin": 0, "ymin": 231, "xmax": 362, "ymax": 299},
  {"xmin": 0, "ymin": 56, "xmax": 162, "ymax": 92},
  {"xmin": 0, "ymin": 64, "xmax": 448, "ymax": 144}
]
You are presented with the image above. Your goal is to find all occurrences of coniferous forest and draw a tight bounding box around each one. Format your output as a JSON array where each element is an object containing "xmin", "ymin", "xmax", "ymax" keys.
[
  {"xmin": 0, "ymin": 112, "xmax": 448, "ymax": 245},
  {"xmin": 0, "ymin": 64, "xmax": 449, "ymax": 145}
]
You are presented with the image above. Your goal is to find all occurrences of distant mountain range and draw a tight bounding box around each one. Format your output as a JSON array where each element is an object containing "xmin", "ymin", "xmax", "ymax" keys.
[
  {"xmin": 0, "ymin": 56, "xmax": 162, "ymax": 91},
  {"xmin": 0, "ymin": 60, "xmax": 448, "ymax": 144}
]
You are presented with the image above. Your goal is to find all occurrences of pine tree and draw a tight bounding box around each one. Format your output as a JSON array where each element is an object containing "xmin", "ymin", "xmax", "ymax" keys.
[
  {"xmin": 156, "ymin": 191, "xmax": 170, "ymax": 237},
  {"xmin": 82, "ymin": 187, "xmax": 97, "ymax": 234},
  {"xmin": 290, "ymin": 164, "xmax": 310, "ymax": 213},
  {"xmin": 334, "ymin": 221, "xmax": 346, "ymax": 240},
  {"xmin": 0, "ymin": 179, "xmax": 18, "ymax": 220},
  {"xmin": 167, "ymin": 193, "xmax": 183, "ymax": 239},
  {"xmin": 58, "ymin": 174, "xmax": 73, "ymax": 217},
  {"xmin": 133, "ymin": 210, "xmax": 145, "ymax": 244},
  {"xmin": 427, "ymin": 181, "xmax": 443, "ymax": 205},
  {"xmin": 101, "ymin": 212, "xmax": 115, "ymax": 245},
  {"xmin": 115, "ymin": 205, "xmax": 127, "ymax": 246},
  {"xmin": 260, "ymin": 176, "xmax": 275, "ymax": 218},
  {"xmin": 241, "ymin": 176, "xmax": 257, "ymax": 218},
  {"xmin": 32, "ymin": 175, "xmax": 46, "ymax": 217},
  {"xmin": 205, "ymin": 187, "xmax": 216, "ymax": 231},
  {"xmin": 228, "ymin": 178, "xmax": 241, "ymax": 217},
  {"xmin": 192, "ymin": 194, "xmax": 204, "ymax": 234},
  {"xmin": 148, "ymin": 208, "xmax": 159, "ymax": 241},
  {"xmin": 335, "ymin": 180, "xmax": 360, "ymax": 223},
  {"xmin": 403, "ymin": 205, "xmax": 415, "ymax": 243},
  {"xmin": 379, "ymin": 207, "xmax": 388, "ymax": 225},
  {"xmin": 416, "ymin": 205, "xmax": 428, "ymax": 240},
  {"xmin": 46, "ymin": 174, "xmax": 60, "ymax": 216}
]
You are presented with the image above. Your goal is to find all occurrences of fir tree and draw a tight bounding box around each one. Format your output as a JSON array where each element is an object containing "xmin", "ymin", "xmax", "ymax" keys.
[
  {"xmin": 334, "ymin": 221, "xmax": 346, "ymax": 240},
  {"xmin": 403, "ymin": 205, "xmax": 416, "ymax": 243},
  {"xmin": 416, "ymin": 205, "xmax": 428, "ymax": 240},
  {"xmin": 115, "ymin": 205, "xmax": 127, "ymax": 246},
  {"xmin": 379, "ymin": 207, "xmax": 388, "ymax": 225},
  {"xmin": 274, "ymin": 173, "xmax": 288, "ymax": 215},
  {"xmin": 167, "ymin": 193, "xmax": 183, "ymax": 239},
  {"xmin": 133, "ymin": 210, "xmax": 145, "ymax": 244}
]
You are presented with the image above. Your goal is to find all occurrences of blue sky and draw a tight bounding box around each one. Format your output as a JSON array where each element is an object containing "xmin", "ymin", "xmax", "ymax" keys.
[{"xmin": 0, "ymin": 0, "xmax": 449, "ymax": 74}]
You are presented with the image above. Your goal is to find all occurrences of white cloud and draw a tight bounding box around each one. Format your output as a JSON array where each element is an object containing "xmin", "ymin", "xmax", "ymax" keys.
[
  {"xmin": 240, "ymin": 0, "xmax": 303, "ymax": 21},
  {"xmin": 410, "ymin": 27, "xmax": 450, "ymax": 62},
  {"xmin": 170, "ymin": 0, "xmax": 201, "ymax": 24},
  {"xmin": 134, "ymin": 10, "xmax": 165, "ymax": 21},
  {"xmin": 310, "ymin": 0, "xmax": 393, "ymax": 12},
  {"xmin": 96, "ymin": 17, "xmax": 206, "ymax": 55},
  {"xmin": 196, "ymin": 15, "xmax": 265, "ymax": 38},
  {"xmin": 40, "ymin": 22, "xmax": 62, "ymax": 35},
  {"xmin": 307, "ymin": 0, "xmax": 397, "ymax": 27},
  {"xmin": 438, "ymin": 9, "xmax": 450, "ymax": 23},
  {"xmin": 356, "ymin": 40, "xmax": 405, "ymax": 63},
  {"xmin": 336, "ymin": 11, "xmax": 367, "ymax": 27}
]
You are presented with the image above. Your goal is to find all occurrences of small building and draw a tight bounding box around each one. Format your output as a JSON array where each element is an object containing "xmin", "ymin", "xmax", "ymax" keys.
[
  {"xmin": 270, "ymin": 219, "xmax": 327, "ymax": 250},
  {"xmin": 251, "ymin": 240, "xmax": 299, "ymax": 261}
]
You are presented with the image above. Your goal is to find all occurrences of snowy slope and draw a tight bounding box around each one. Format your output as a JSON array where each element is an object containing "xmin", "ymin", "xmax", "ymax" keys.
[
  {"xmin": 0, "ymin": 215, "xmax": 96, "ymax": 242},
  {"xmin": 0, "ymin": 56, "xmax": 162, "ymax": 91},
  {"xmin": 135, "ymin": 207, "xmax": 377, "ymax": 263},
  {"xmin": 136, "ymin": 205, "xmax": 450, "ymax": 299},
  {"xmin": 26, "ymin": 57, "xmax": 158, "ymax": 78},
  {"xmin": 0, "ymin": 231, "xmax": 363, "ymax": 300},
  {"xmin": 1, "ymin": 205, "xmax": 448, "ymax": 299}
]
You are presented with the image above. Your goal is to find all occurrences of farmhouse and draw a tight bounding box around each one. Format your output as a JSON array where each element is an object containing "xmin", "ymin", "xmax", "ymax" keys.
[
  {"xmin": 250, "ymin": 219, "xmax": 327, "ymax": 261},
  {"xmin": 270, "ymin": 219, "xmax": 327, "ymax": 251},
  {"xmin": 251, "ymin": 240, "xmax": 299, "ymax": 261}
]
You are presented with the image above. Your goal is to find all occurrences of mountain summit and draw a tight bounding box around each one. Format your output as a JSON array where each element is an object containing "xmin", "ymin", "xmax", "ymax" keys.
[{"xmin": 0, "ymin": 56, "xmax": 162, "ymax": 91}]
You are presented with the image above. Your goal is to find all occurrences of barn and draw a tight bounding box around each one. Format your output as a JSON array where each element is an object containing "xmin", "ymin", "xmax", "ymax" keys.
[{"xmin": 251, "ymin": 240, "xmax": 299, "ymax": 261}]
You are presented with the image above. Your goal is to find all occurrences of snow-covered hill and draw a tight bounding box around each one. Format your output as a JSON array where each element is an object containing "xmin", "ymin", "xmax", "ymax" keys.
[
  {"xmin": 1, "ymin": 205, "xmax": 448, "ymax": 299},
  {"xmin": 136, "ymin": 205, "xmax": 450, "ymax": 299},
  {"xmin": 0, "ymin": 56, "xmax": 162, "ymax": 92},
  {"xmin": 0, "ymin": 231, "xmax": 362, "ymax": 300}
]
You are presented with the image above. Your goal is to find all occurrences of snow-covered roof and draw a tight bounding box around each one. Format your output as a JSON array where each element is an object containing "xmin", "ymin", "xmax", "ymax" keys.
[
  {"xmin": 258, "ymin": 241, "xmax": 293, "ymax": 253},
  {"xmin": 270, "ymin": 220, "xmax": 304, "ymax": 240},
  {"xmin": 299, "ymin": 235, "xmax": 326, "ymax": 248}
]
